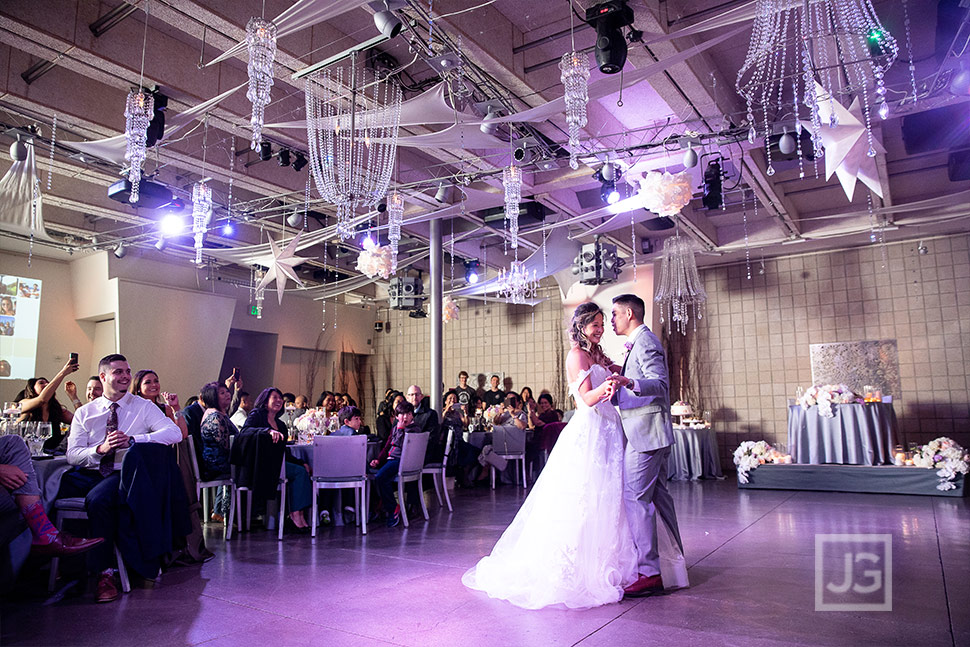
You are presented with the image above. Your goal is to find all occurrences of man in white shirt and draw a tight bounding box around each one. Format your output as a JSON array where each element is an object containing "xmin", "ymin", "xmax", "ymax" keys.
[
  {"xmin": 229, "ymin": 390, "xmax": 253, "ymax": 428},
  {"xmin": 60, "ymin": 353, "xmax": 181, "ymax": 603}
]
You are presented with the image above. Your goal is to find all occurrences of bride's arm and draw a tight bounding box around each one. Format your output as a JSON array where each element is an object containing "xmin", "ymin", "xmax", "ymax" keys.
[{"xmin": 566, "ymin": 349, "xmax": 614, "ymax": 407}]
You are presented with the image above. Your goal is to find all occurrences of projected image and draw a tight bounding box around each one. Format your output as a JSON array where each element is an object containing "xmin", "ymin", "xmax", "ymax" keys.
[{"xmin": 0, "ymin": 275, "xmax": 41, "ymax": 380}]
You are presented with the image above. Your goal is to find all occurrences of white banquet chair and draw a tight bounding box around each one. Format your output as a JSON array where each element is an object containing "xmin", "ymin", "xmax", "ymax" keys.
[
  {"xmin": 490, "ymin": 424, "xmax": 527, "ymax": 490},
  {"xmin": 420, "ymin": 426, "xmax": 453, "ymax": 512},
  {"xmin": 310, "ymin": 435, "xmax": 369, "ymax": 537}
]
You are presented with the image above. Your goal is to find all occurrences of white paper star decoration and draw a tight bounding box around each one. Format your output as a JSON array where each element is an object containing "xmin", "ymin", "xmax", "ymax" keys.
[
  {"xmin": 255, "ymin": 231, "xmax": 312, "ymax": 305},
  {"xmin": 801, "ymin": 83, "xmax": 885, "ymax": 201}
]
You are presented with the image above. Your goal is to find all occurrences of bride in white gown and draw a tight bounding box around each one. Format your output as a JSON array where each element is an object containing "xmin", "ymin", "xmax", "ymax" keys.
[{"xmin": 462, "ymin": 303, "xmax": 640, "ymax": 609}]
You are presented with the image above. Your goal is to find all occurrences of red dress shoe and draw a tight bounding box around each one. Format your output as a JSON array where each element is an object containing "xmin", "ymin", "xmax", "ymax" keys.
[
  {"xmin": 623, "ymin": 574, "xmax": 664, "ymax": 598},
  {"xmin": 30, "ymin": 533, "xmax": 105, "ymax": 558},
  {"xmin": 96, "ymin": 571, "xmax": 119, "ymax": 603}
]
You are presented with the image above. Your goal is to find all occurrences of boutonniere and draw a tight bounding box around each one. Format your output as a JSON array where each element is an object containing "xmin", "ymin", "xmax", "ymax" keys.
[{"xmin": 622, "ymin": 340, "xmax": 634, "ymax": 358}]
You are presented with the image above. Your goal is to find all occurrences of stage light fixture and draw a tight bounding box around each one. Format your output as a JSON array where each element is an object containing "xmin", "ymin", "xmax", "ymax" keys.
[
  {"xmin": 702, "ymin": 160, "xmax": 723, "ymax": 210},
  {"xmin": 113, "ymin": 243, "xmax": 127, "ymax": 258},
  {"xmin": 277, "ymin": 149, "xmax": 291, "ymax": 166},
  {"xmin": 9, "ymin": 136, "xmax": 28, "ymax": 162},
  {"xmin": 434, "ymin": 182, "xmax": 451, "ymax": 203},
  {"xmin": 373, "ymin": 0, "xmax": 405, "ymax": 39},
  {"xmin": 585, "ymin": 0, "xmax": 635, "ymax": 74},
  {"xmin": 258, "ymin": 141, "xmax": 273, "ymax": 161},
  {"xmin": 292, "ymin": 151, "xmax": 308, "ymax": 172},
  {"xmin": 154, "ymin": 237, "xmax": 167, "ymax": 251},
  {"xmin": 159, "ymin": 213, "xmax": 185, "ymax": 236},
  {"xmin": 464, "ymin": 259, "xmax": 481, "ymax": 284},
  {"xmin": 778, "ymin": 131, "xmax": 796, "ymax": 155},
  {"xmin": 595, "ymin": 162, "xmax": 621, "ymax": 205},
  {"xmin": 221, "ymin": 222, "xmax": 234, "ymax": 236},
  {"xmin": 480, "ymin": 105, "xmax": 500, "ymax": 135},
  {"xmin": 286, "ymin": 211, "xmax": 304, "ymax": 227}
]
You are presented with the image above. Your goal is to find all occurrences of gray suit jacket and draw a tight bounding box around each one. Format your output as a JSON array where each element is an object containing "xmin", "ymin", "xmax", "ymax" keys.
[{"xmin": 615, "ymin": 324, "xmax": 674, "ymax": 452}]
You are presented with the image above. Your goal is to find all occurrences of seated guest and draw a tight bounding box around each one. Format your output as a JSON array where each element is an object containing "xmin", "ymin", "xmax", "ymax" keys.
[
  {"xmin": 333, "ymin": 406, "xmax": 363, "ymax": 436},
  {"xmin": 16, "ymin": 358, "xmax": 79, "ymax": 451},
  {"xmin": 65, "ymin": 375, "xmax": 103, "ymax": 410},
  {"xmin": 229, "ymin": 390, "xmax": 253, "ymax": 428},
  {"xmin": 443, "ymin": 390, "xmax": 468, "ymax": 428},
  {"xmin": 481, "ymin": 374, "xmax": 505, "ymax": 407},
  {"xmin": 199, "ymin": 381, "xmax": 235, "ymax": 523},
  {"xmin": 433, "ymin": 397, "xmax": 465, "ymax": 466},
  {"xmin": 375, "ymin": 391, "xmax": 402, "ymax": 443},
  {"xmin": 369, "ymin": 400, "xmax": 416, "ymax": 528},
  {"xmin": 293, "ymin": 394, "xmax": 309, "ymax": 418},
  {"xmin": 129, "ymin": 369, "xmax": 188, "ymax": 440},
  {"xmin": 0, "ymin": 434, "xmax": 103, "ymax": 561},
  {"xmin": 241, "ymin": 389, "xmax": 311, "ymax": 532},
  {"xmin": 407, "ymin": 385, "xmax": 439, "ymax": 438},
  {"xmin": 494, "ymin": 393, "xmax": 528, "ymax": 429},
  {"xmin": 519, "ymin": 386, "xmax": 537, "ymax": 409},
  {"xmin": 60, "ymin": 353, "xmax": 183, "ymax": 603},
  {"xmin": 536, "ymin": 393, "xmax": 563, "ymax": 424}
]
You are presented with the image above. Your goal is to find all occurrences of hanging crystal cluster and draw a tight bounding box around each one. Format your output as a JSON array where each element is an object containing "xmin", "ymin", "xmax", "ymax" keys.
[
  {"xmin": 124, "ymin": 90, "xmax": 153, "ymax": 204},
  {"xmin": 253, "ymin": 267, "xmax": 265, "ymax": 319},
  {"xmin": 736, "ymin": 0, "xmax": 897, "ymax": 175},
  {"xmin": 503, "ymin": 164, "xmax": 522, "ymax": 249},
  {"xmin": 653, "ymin": 234, "xmax": 707, "ymax": 335},
  {"xmin": 191, "ymin": 181, "xmax": 212, "ymax": 266},
  {"xmin": 305, "ymin": 57, "xmax": 402, "ymax": 240},
  {"xmin": 246, "ymin": 17, "xmax": 277, "ymax": 150},
  {"xmin": 498, "ymin": 260, "xmax": 538, "ymax": 305},
  {"xmin": 560, "ymin": 51, "xmax": 590, "ymax": 170},
  {"xmin": 387, "ymin": 191, "xmax": 404, "ymax": 273}
]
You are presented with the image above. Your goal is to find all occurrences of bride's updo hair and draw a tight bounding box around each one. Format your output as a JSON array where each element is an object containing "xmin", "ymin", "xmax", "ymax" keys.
[{"xmin": 569, "ymin": 302, "xmax": 610, "ymax": 367}]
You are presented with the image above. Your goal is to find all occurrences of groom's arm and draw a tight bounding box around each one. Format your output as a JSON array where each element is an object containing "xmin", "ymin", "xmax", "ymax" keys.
[{"xmin": 627, "ymin": 342, "xmax": 669, "ymax": 400}]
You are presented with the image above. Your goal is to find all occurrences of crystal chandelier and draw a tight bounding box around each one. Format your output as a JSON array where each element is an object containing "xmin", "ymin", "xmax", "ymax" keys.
[
  {"xmin": 654, "ymin": 234, "xmax": 707, "ymax": 335},
  {"xmin": 253, "ymin": 267, "xmax": 265, "ymax": 319},
  {"xmin": 124, "ymin": 90, "xmax": 153, "ymax": 204},
  {"xmin": 305, "ymin": 54, "xmax": 402, "ymax": 240},
  {"xmin": 560, "ymin": 51, "xmax": 589, "ymax": 170},
  {"xmin": 387, "ymin": 190, "xmax": 404, "ymax": 273},
  {"xmin": 503, "ymin": 164, "xmax": 522, "ymax": 249},
  {"xmin": 736, "ymin": 0, "xmax": 897, "ymax": 174},
  {"xmin": 191, "ymin": 181, "xmax": 212, "ymax": 266},
  {"xmin": 497, "ymin": 260, "xmax": 537, "ymax": 305},
  {"xmin": 246, "ymin": 17, "xmax": 277, "ymax": 150}
]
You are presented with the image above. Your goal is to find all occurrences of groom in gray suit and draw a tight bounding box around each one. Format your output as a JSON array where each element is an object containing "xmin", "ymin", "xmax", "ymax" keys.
[{"xmin": 610, "ymin": 294, "xmax": 683, "ymax": 597}]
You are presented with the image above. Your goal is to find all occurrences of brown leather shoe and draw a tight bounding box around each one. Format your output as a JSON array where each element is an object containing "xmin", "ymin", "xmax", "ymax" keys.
[
  {"xmin": 30, "ymin": 533, "xmax": 105, "ymax": 558},
  {"xmin": 96, "ymin": 571, "xmax": 119, "ymax": 603},
  {"xmin": 623, "ymin": 574, "xmax": 664, "ymax": 598}
]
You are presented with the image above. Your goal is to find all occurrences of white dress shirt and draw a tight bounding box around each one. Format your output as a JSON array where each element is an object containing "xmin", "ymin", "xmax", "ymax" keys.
[{"xmin": 68, "ymin": 392, "xmax": 182, "ymax": 470}]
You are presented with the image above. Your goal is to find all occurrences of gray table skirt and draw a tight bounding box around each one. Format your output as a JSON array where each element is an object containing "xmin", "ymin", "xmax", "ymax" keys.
[
  {"xmin": 668, "ymin": 427, "xmax": 723, "ymax": 481},
  {"xmin": 788, "ymin": 403, "xmax": 897, "ymax": 466},
  {"xmin": 32, "ymin": 456, "xmax": 70, "ymax": 510}
]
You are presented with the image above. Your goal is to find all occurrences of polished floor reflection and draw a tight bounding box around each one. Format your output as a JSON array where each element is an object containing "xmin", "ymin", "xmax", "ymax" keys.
[{"xmin": 3, "ymin": 479, "xmax": 967, "ymax": 646}]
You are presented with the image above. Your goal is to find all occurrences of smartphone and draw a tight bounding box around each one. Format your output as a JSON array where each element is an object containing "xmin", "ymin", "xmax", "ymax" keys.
[
  {"xmin": 232, "ymin": 367, "xmax": 240, "ymax": 380},
  {"xmin": 69, "ymin": 352, "xmax": 78, "ymax": 365}
]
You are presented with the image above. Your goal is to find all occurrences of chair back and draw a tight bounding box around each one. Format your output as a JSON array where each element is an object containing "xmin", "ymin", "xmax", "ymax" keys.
[
  {"xmin": 492, "ymin": 425, "xmax": 525, "ymax": 455},
  {"xmin": 312, "ymin": 435, "xmax": 367, "ymax": 480},
  {"xmin": 399, "ymin": 432, "xmax": 430, "ymax": 477},
  {"xmin": 186, "ymin": 435, "xmax": 203, "ymax": 481},
  {"xmin": 442, "ymin": 426, "xmax": 454, "ymax": 463},
  {"xmin": 539, "ymin": 421, "xmax": 567, "ymax": 452}
]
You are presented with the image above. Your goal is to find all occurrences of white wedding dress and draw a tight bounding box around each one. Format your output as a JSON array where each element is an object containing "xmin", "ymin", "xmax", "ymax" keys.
[{"xmin": 462, "ymin": 363, "xmax": 640, "ymax": 610}]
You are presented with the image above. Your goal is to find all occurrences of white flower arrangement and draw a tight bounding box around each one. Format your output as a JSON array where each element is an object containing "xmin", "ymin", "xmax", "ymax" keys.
[
  {"xmin": 638, "ymin": 170, "xmax": 693, "ymax": 217},
  {"xmin": 356, "ymin": 244, "xmax": 394, "ymax": 279},
  {"xmin": 293, "ymin": 408, "xmax": 338, "ymax": 440},
  {"xmin": 484, "ymin": 404, "xmax": 503, "ymax": 424},
  {"xmin": 912, "ymin": 437, "xmax": 970, "ymax": 491},
  {"xmin": 734, "ymin": 440, "xmax": 774, "ymax": 484},
  {"xmin": 798, "ymin": 384, "xmax": 858, "ymax": 418}
]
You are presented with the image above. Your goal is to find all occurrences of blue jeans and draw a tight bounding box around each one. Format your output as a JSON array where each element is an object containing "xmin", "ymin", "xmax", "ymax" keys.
[{"xmin": 285, "ymin": 462, "xmax": 311, "ymax": 512}]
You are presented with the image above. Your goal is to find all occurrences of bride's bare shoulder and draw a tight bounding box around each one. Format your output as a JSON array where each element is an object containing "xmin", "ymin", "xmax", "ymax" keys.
[{"xmin": 566, "ymin": 347, "xmax": 592, "ymax": 374}]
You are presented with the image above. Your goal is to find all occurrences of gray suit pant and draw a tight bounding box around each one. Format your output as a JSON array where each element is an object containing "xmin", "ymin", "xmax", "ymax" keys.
[{"xmin": 623, "ymin": 444, "xmax": 683, "ymax": 576}]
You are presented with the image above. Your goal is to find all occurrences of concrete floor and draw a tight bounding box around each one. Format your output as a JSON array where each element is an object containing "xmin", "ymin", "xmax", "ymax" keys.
[{"xmin": 2, "ymin": 479, "xmax": 967, "ymax": 647}]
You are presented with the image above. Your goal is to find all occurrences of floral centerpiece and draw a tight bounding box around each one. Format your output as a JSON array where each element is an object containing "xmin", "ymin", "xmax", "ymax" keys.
[
  {"xmin": 733, "ymin": 440, "xmax": 774, "ymax": 484},
  {"xmin": 483, "ymin": 404, "xmax": 503, "ymax": 425},
  {"xmin": 912, "ymin": 437, "xmax": 970, "ymax": 491},
  {"xmin": 798, "ymin": 384, "xmax": 858, "ymax": 418},
  {"xmin": 293, "ymin": 408, "xmax": 338, "ymax": 442}
]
